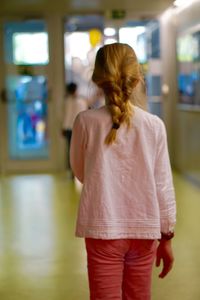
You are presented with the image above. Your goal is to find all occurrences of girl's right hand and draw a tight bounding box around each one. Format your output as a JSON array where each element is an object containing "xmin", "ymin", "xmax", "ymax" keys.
[{"xmin": 156, "ymin": 239, "xmax": 174, "ymax": 278}]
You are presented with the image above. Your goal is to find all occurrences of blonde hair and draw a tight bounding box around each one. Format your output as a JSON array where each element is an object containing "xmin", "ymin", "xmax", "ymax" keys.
[{"xmin": 92, "ymin": 43, "xmax": 141, "ymax": 145}]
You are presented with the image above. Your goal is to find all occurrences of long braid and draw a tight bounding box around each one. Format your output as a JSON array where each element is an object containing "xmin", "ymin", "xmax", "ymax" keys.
[{"xmin": 92, "ymin": 43, "xmax": 141, "ymax": 145}]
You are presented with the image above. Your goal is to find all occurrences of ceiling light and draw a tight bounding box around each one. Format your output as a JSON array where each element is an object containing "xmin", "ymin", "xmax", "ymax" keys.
[
  {"xmin": 104, "ymin": 27, "xmax": 116, "ymax": 37},
  {"xmin": 173, "ymin": 0, "xmax": 192, "ymax": 7}
]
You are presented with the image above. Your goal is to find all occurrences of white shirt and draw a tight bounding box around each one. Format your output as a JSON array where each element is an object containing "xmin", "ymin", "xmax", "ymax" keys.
[
  {"xmin": 62, "ymin": 95, "xmax": 88, "ymax": 130},
  {"xmin": 70, "ymin": 105, "xmax": 176, "ymax": 239}
]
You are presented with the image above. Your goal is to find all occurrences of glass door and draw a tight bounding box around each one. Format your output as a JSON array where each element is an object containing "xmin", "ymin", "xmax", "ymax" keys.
[
  {"xmin": 0, "ymin": 19, "xmax": 54, "ymax": 173},
  {"xmin": 6, "ymin": 74, "xmax": 48, "ymax": 159}
]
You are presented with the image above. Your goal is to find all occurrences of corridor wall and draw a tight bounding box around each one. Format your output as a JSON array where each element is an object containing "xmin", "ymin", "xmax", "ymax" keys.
[{"xmin": 160, "ymin": 1, "xmax": 200, "ymax": 184}]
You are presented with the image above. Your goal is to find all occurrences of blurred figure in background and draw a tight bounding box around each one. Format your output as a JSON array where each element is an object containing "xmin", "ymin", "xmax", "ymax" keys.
[{"xmin": 62, "ymin": 82, "xmax": 88, "ymax": 177}]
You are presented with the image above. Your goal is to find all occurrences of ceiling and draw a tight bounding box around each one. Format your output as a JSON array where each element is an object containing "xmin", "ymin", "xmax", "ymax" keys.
[{"xmin": 0, "ymin": 0, "xmax": 175, "ymax": 18}]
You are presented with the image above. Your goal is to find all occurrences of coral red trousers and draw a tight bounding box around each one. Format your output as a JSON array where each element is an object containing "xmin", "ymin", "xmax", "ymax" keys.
[{"xmin": 85, "ymin": 238, "xmax": 157, "ymax": 300}]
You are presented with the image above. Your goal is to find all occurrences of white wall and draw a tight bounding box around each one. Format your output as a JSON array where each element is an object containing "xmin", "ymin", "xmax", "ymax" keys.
[{"xmin": 47, "ymin": 14, "xmax": 66, "ymax": 172}]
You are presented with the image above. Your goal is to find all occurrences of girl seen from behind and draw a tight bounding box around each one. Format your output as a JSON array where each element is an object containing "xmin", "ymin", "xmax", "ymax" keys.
[{"xmin": 70, "ymin": 43, "xmax": 176, "ymax": 300}]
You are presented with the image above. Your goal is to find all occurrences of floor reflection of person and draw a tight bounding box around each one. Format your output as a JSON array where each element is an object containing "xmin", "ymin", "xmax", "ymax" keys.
[
  {"xmin": 70, "ymin": 43, "xmax": 176, "ymax": 299},
  {"xmin": 62, "ymin": 82, "xmax": 88, "ymax": 177}
]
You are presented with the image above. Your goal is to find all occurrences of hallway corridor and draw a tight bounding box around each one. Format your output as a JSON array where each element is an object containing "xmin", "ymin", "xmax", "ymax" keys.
[{"xmin": 0, "ymin": 172, "xmax": 199, "ymax": 300}]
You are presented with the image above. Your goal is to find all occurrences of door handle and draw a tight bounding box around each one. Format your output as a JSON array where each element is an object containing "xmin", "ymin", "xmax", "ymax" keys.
[
  {"xmin": 47, "ymin": 88, "xmax": 52, "ymax": 102},
  {"xmin": 0, "ymin": 88, "xmax": 7, "ymax": 103}
]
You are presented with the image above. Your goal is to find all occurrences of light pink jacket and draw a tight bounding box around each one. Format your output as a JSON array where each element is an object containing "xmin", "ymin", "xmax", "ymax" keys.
[{"xmin": 70, "ymin": 105, "xmax": 176, "ymax": 239}]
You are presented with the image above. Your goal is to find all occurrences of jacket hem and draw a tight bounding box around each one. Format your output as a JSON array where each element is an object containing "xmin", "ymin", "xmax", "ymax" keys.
[{"xmin": 75, "ymin": 228, "xmax": 161, "ymax": 240}]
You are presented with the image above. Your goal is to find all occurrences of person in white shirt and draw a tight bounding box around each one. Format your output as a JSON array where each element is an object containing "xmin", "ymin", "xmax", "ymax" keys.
[
  {"xmin": 70, "ymin": 43, "xmax": 176, "ymax": 300},
  {"xmin": 62, "ymin": 82, "xmax": 88, "ymax": 175}
]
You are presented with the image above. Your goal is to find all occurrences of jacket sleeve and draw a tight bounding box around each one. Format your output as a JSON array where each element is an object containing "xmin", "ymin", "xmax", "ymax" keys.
[
  {"xmin": 70, "ymin": 113, "xmax": 86, "ymax": 183},
  {"xmin": 154, "ymin": 119, "xmax": 176, "ymax": 233}
]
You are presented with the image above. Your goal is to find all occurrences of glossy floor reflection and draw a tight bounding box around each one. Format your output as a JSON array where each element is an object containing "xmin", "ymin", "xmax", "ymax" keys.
[{"xmin": 0, "ymin": 172, "xmax": 200, "ymax": 300}]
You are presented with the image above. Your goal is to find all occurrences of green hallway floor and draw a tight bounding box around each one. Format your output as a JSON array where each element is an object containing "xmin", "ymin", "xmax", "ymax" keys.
[{"xmin": 0, "ymin": 173, "xmax": 200, "ymax": 300}]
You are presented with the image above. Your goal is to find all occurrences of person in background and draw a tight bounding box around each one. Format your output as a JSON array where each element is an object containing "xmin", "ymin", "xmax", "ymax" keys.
[
  {"xmin": 70, "ymin": 43, "xmax": 176, "ymax": 300},
  {"xmin": 62, "ymin": 82, "xmax": 88, "ymax": 177}
]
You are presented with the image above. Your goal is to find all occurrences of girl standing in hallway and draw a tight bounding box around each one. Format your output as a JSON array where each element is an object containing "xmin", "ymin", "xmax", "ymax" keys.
[
  {"xmin": 70, "ymin": 43, "xmax": 176, "ymax": 300},
  {"xmin": 62, "ymin": 82, "xmax": 88, "ymax": 176}
]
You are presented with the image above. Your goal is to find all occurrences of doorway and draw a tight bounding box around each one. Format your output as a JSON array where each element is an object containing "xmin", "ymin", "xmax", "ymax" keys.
[
  {"xmin": 0, "ymin": 19, "xmax": 55, "ymax": 173},
  {"xmin": 64, "ymin": 15, "xmax": 104, "ymax": 108}
]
